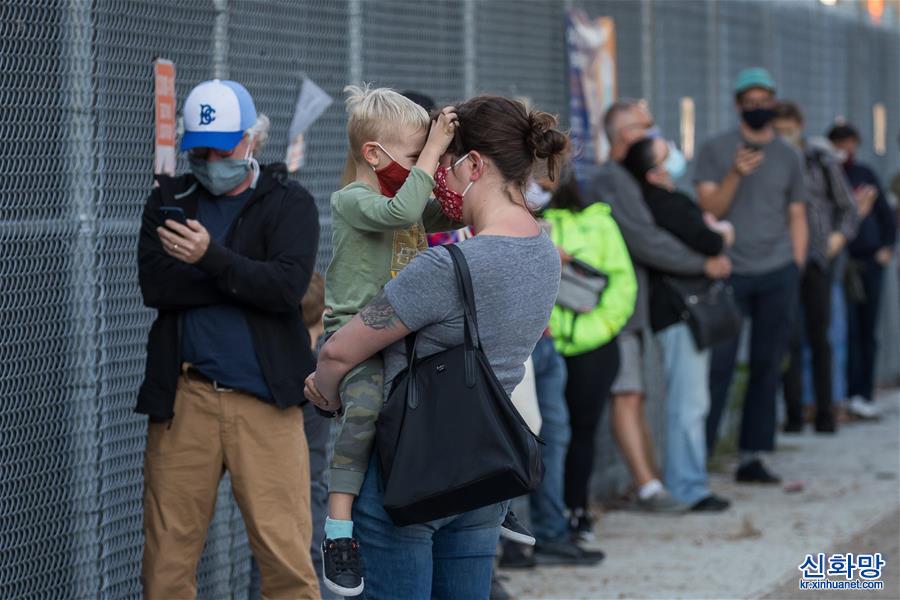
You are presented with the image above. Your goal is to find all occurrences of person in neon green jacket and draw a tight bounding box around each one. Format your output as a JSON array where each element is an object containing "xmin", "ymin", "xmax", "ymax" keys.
[
  {"xmin": 539, "ymin": 169, "xmax": 636, "ymax": 533},
  {"xmin": 544, "ymin": 191, "xmax": 637, "ymax": 357}
]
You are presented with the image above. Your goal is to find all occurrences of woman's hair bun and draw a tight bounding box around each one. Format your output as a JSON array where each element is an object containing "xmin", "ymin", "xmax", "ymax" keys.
[
  {"xmin": 450, "ymin": 95, "xmax": 571, "ymax": 185},
  {"xmin": 527, "ymin": 110, "xmax": 570, "ymax": 180}
]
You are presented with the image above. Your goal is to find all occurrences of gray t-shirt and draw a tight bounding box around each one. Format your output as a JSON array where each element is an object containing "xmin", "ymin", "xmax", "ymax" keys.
[
  {"xmin": 382, "ymin": 233, "xmax": 561, "ymax": 395},
  {"xmin": 694, "ymin": 129, "xmax": 807, "ymax": 275}
]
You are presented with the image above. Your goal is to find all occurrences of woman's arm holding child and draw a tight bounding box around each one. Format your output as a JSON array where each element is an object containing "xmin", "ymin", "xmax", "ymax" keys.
[{"xmin": 305, "ymin": 291, "xmax": 410, "ymax": 412}]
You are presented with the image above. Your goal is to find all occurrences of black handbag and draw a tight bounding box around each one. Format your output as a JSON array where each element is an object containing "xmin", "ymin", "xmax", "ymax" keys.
[
  {"xmin": 375, "ymin": 244, "xmax": 545, "ymax": 527},
  {"xmin": 662, "ymin": 276, "xmax": 743, "ymax": 350}
]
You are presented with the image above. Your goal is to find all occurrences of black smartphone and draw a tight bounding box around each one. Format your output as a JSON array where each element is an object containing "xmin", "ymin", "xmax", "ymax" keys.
[
  {"xmin": 157, "ymin": 206, "xmax": 187, "ymax": 227},
  {"xmin": 743, "ymin": 142, "xmax": 762, "ymax": 152}
]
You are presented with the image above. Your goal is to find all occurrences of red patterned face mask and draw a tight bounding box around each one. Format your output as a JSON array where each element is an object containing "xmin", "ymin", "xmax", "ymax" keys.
[
  {"xmin": 373, "ymin": 143, "xmax": 410, "ymax": 197},
  {"xmin": 433, "ymin": 153, "xmax": 475, "ymax": 222}
]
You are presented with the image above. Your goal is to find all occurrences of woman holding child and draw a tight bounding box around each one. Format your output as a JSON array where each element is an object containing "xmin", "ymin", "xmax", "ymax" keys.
[{"xmin": 305, "ymin": 91, "xmax": 569, "ymax": 599}]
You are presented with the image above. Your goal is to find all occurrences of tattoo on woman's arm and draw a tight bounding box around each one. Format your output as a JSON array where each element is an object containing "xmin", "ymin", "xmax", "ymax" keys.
[{"xmin": 360, "ymin": 292, "xmax": 400, "ymax": 330}]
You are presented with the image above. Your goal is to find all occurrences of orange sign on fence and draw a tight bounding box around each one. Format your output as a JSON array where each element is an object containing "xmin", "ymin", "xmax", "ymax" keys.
[{"xmin": 154, "ymin": 59, "xmax": 176, "ymax": 175}]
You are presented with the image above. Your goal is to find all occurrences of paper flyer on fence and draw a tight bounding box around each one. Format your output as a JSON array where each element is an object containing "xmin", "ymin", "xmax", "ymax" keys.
[{"xmin": 285, "ymin": 78, "xmax": 334, "ymax": 172}]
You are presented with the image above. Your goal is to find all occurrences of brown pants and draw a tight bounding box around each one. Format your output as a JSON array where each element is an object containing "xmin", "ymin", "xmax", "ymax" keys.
[{"xmin": 142, "ymin": 370, "xmax": 320, "ymax": 600}]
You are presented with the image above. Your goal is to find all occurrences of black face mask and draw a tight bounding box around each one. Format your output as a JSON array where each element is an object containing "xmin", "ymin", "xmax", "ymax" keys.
[{"xmin": 741, "ymin": 108, "xmax": 776, "ymax": 131}]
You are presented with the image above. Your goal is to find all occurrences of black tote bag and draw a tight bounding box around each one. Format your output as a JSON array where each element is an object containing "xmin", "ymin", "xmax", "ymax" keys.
[{"xmin": 375, "ymin": 244, "xmax": 545, "ymax": 527}]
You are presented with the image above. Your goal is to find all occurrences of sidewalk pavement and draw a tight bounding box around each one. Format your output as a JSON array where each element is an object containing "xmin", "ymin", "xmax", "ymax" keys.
[{"xmin": 500, "ymin": 389, "xmax": 900, "ymax": 599}]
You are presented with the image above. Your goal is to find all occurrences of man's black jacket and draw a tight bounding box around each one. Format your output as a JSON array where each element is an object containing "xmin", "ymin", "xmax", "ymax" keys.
[{"xmin": 137, "ymin": 163, "xmax": 319, "ymax": 422}]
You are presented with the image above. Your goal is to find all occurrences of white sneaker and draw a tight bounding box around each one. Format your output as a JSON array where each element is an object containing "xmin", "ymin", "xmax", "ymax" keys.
[
  {"xmin": 848, "ymin": 396, "xmax": 880, "ymax": 420},
  {"xmin": 637, "ymin": 489, "xmax": 690, "ymax": 513}
]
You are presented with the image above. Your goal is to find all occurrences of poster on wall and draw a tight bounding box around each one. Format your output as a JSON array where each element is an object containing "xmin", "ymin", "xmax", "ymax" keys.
[
  {"xmin": 153, "ymin": 58, "xmax": 176, "ymax": 176},
  {"xmin": 566, "ymin": 10, "xmax": 617, "ymax": 175}
]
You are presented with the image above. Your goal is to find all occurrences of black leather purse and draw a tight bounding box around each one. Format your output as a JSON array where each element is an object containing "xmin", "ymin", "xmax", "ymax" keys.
[
  {"xmin": 662, "ymin": 276, "xmax": 743, "ymax": 350},
  {"xmin": 375, "ymin": 244, "xmax": 545, "ymax": 527}
]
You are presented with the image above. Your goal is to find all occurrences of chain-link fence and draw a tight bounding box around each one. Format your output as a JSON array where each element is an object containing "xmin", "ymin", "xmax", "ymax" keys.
[{"xmin": 2, "ymin": 1, "xmax": 898, "ymax": 598}]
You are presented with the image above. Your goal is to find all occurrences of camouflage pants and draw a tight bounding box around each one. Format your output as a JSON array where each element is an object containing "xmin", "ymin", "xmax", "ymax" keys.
[{"xmin": 329, "ymin": 355, "xmax": 384, "ymax": 495}]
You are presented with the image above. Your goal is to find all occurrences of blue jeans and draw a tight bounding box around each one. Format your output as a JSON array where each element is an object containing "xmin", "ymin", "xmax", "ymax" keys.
[
  {"xmin": 528, "ymin": 336, "xmax": 571, "ymax": 543},
  {"xmin": 658, "ymin": 323, "xmax": 711, "ymax": 505},
  {"xmin": 353, "ymin": 457, "xmax": 504, "ymax": 600},
  {"xmin": 708, "ymin": 263, "xmax": 799, "ymax": 454}
]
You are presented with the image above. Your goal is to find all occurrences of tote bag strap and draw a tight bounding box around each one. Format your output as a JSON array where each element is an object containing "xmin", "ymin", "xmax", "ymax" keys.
[
  {"xmin": 445, "ymin": 244, "xmax": 482, "ymax": 349},
  {"xmin": 445, "ymin": 244, "xmax": 482, "ymax": 387}
]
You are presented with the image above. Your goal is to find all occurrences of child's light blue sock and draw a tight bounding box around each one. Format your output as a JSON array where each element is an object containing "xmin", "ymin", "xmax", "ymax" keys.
[{"xmin": 325, "ymin": 517, "xmax": 354, "ymax": 540}]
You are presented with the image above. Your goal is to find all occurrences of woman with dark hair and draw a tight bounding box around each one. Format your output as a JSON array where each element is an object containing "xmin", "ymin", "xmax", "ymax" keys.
[
  {"xmin": 305, "ymin": 96, "xmax": 569, "ymax": 599},
  {"xmin": 541, "ymin": 169, "xmax": 636, "ymax": 539},
  {"xmin": 622, "ymin": 137, "xmax": 733, "ymax": 512}
]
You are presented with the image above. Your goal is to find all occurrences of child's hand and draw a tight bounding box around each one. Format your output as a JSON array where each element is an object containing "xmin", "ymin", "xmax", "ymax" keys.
[
  {"xmin": 304, "ymin": 372, "xmax": 342, "ymax": 414},
  {"xmin": 417, "ymin": 107, "xmax": 458, "ymax": 174},
  {"xmin": 428, "ymin": 106, "xmax": 459, "ymax": 151}
]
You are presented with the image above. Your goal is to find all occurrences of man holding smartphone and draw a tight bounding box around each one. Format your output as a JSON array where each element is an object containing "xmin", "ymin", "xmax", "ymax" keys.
[
  {"xmin": 695, "ymin": 68, "xmax": 809, "ymax": 483},
  {"xmin": 136, "ymin": 79, "xmax": 320, "ymax": 599}
]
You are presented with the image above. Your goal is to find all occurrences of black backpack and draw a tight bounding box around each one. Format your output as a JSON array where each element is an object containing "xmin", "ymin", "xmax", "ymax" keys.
[{"xmin": 375, "ymin": 244, "xmax": 545, "ymax": 527}]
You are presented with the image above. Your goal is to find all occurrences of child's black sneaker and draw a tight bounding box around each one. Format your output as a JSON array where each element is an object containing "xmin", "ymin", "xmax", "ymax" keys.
[
  {"xmin": 499, "ymin": 510, "xmax": 536, "ymax": 546},
  {"xmin": 322, "ymin": 537, "xmax": 364, "ymax": 597}
]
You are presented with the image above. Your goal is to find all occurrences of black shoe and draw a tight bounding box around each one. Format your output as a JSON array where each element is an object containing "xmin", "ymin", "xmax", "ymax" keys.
[
  {"xmin": 322, "ymin": 538, "xmax": 364, "ymax": 597},
  {"xmin": 568, "ymin": 508, "xmax": 596, "ymax": 543},
  {"xmin": 815, "ymin": 414, "xmax": 836, "ymax": 433},
  {"xmin": 499, "ymin": 509, "xmax": 535, "ymax": 546},
  {"xmin": 783, "ymin": 421, "xmax": 804, "ymax": 433},
  {"xmin": 735, "ymin": 459, "xmax": 781, "ymax": 484},
  {"xmin": 534, "ymin": 539, "xmax": 605, "ymax": 566},
  {"xmin": 690, "ymin": 494, "xmax": 731, "ymax": 512},
  {"xmin": 498, "ymin": 539, "xmax": 536, "ymax": 569}
]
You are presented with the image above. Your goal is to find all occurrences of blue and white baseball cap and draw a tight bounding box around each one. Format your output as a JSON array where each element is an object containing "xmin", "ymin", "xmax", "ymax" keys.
[{"xmin": 180, "ymin": 79, "xmax": 257, "ymax": 151}]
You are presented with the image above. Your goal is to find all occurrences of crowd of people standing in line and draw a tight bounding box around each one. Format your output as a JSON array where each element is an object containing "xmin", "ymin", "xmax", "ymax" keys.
[
  {"xmin": 492, "ymin": 67, "xmax": 897, "ymax": 597},
  {"xmin": 134, "ymin": 65, "xmax": 897, "ymax": 599}
]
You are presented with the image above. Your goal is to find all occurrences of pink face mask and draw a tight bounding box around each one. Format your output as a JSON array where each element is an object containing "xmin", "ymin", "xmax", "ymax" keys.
[{"xmin": 433, "ymin": 153, "xmax": 475, "ymax": 222}]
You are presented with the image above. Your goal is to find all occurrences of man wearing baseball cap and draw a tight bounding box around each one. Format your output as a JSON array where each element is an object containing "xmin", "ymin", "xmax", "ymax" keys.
[
  {"xmin": 136, "ymin": 79, "xmax": 321, "ymax": 598},
  {"xmin": 695, "ymin": 68, "xmax": 809, "ymax": 484}
]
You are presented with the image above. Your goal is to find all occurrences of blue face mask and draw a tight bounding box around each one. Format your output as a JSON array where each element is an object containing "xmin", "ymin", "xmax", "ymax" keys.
[
  {"xmin": 663, "ymin": 143, "xmax": 687, "ymax": 181},
  {"xmin": 189, "ymin": 147, "xmax": 252, "ymax": 196}
]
